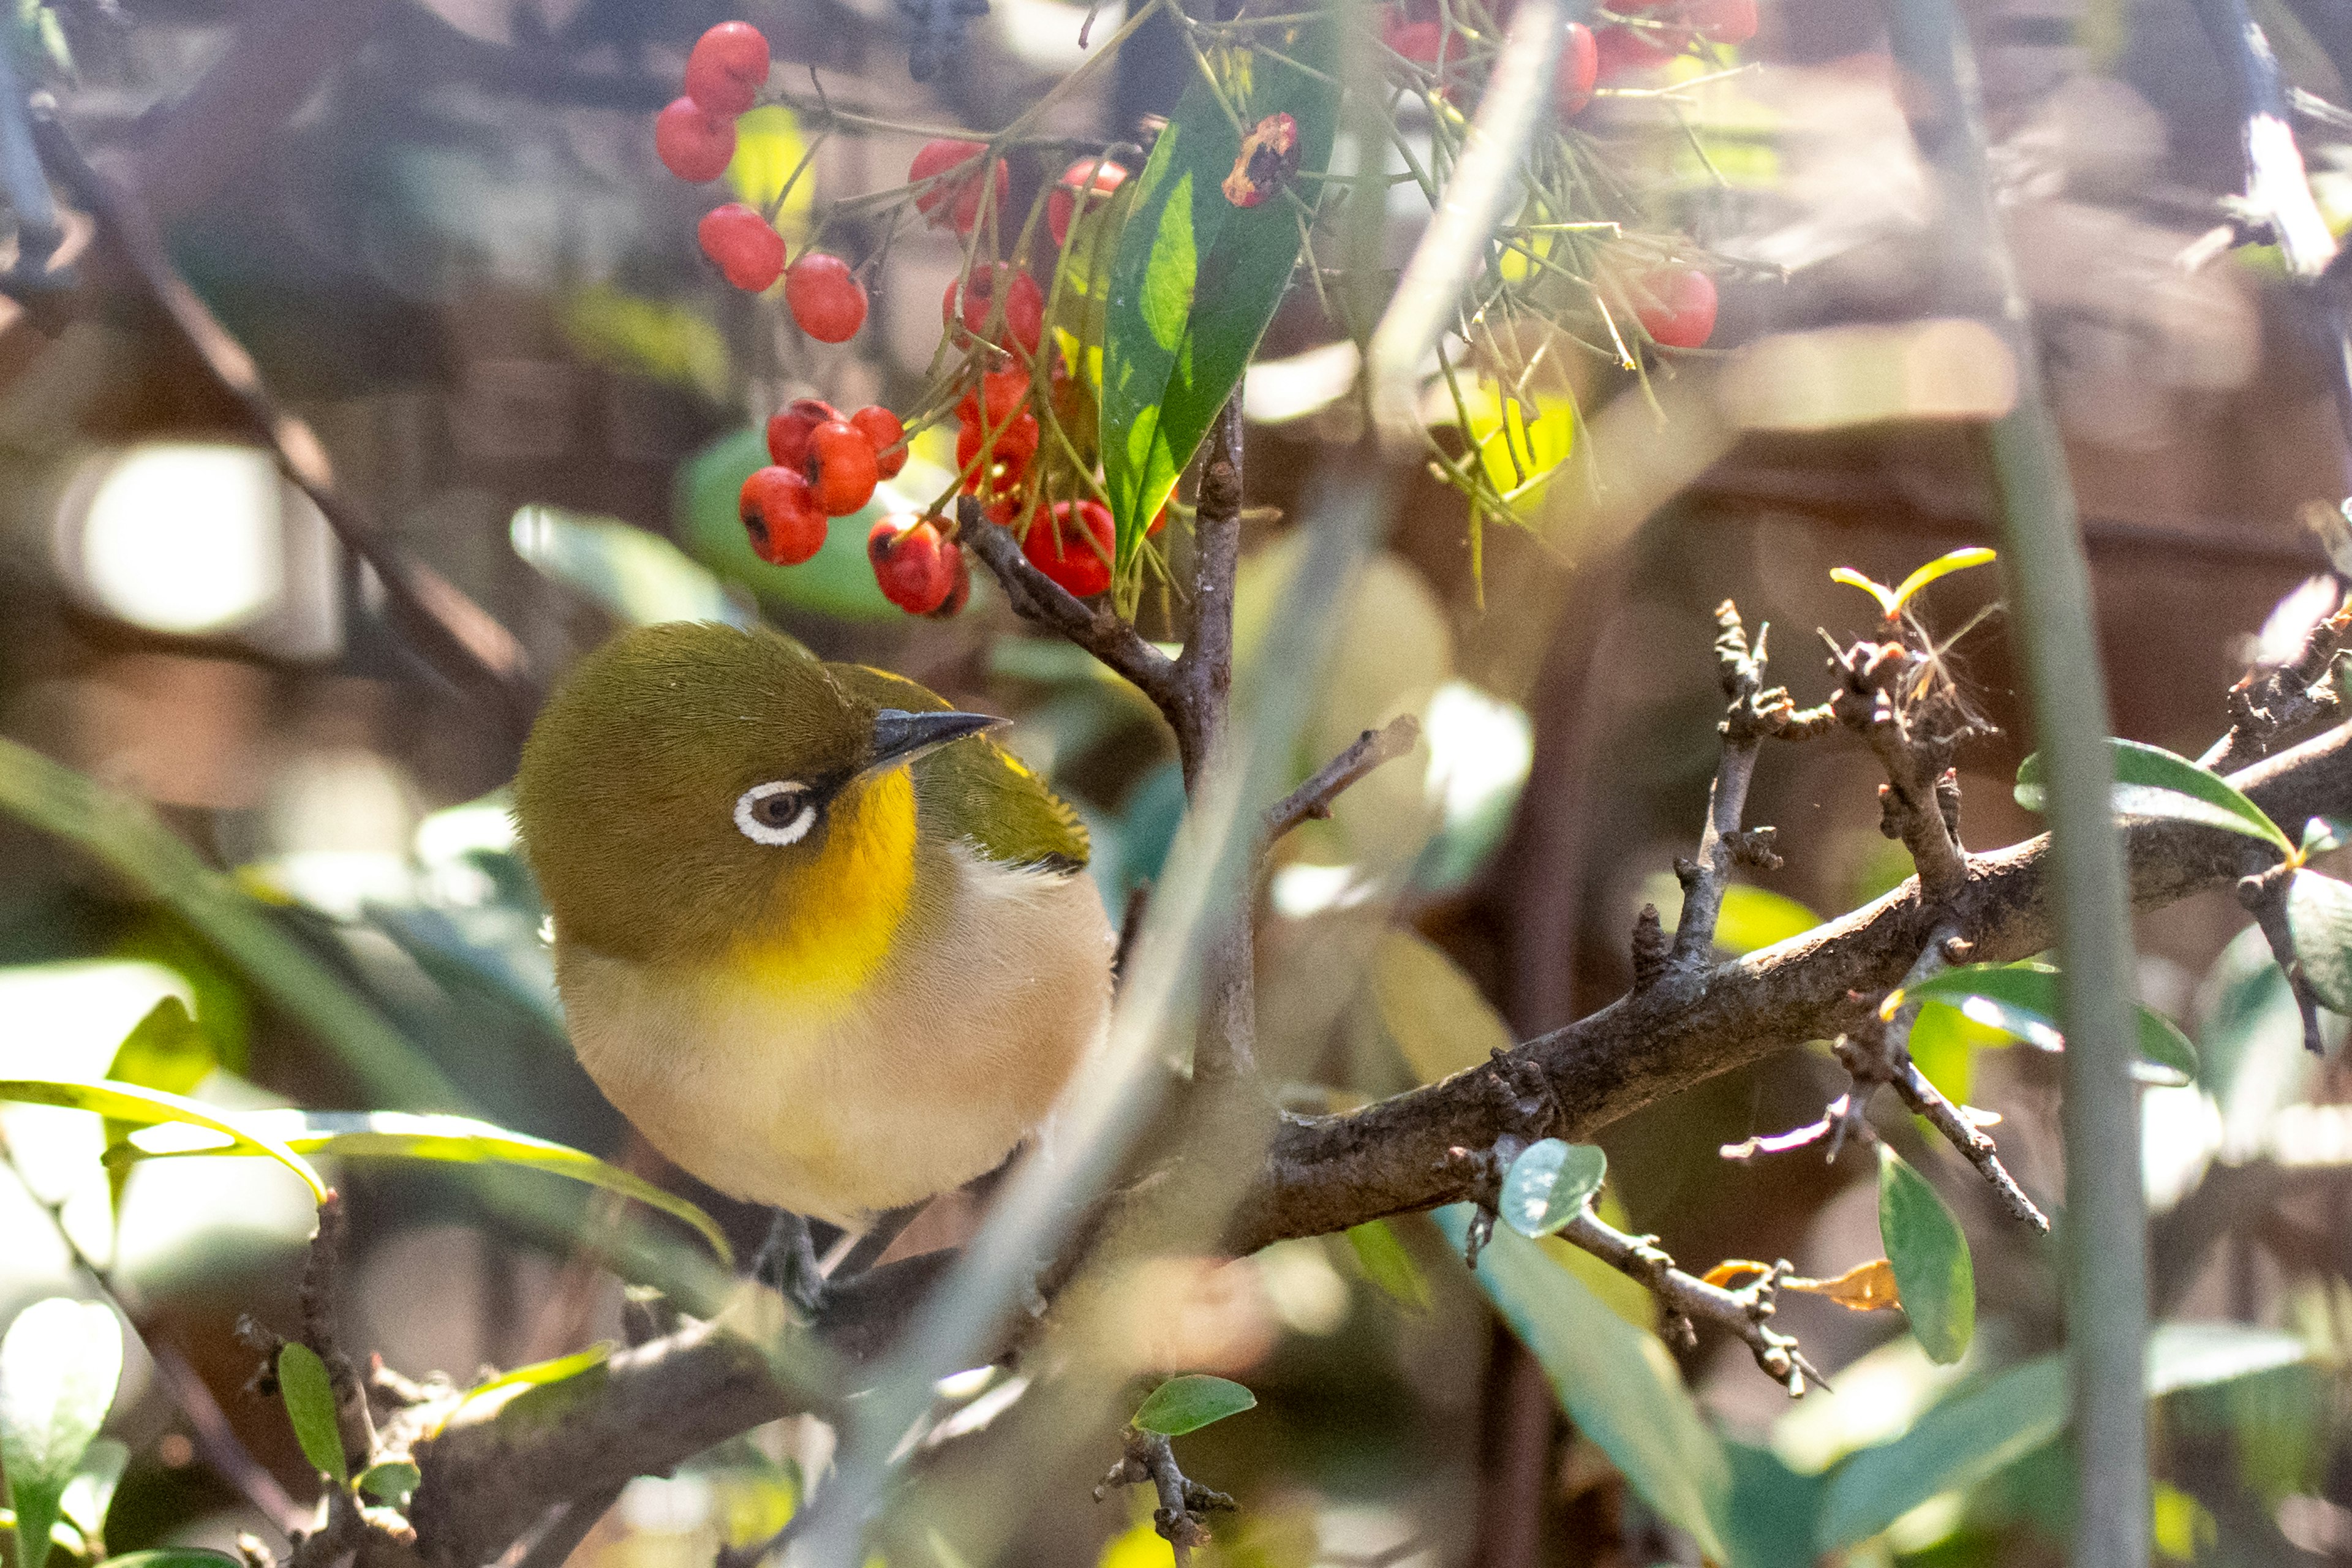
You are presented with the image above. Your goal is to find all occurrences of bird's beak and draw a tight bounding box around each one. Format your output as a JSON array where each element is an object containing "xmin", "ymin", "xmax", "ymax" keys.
[{"xmin": 863, "ymin": 707, "xmax": 1003, "ymax": 775}]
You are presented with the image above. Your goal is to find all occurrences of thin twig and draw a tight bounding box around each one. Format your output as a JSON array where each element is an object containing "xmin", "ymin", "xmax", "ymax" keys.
[
  {"xmin": 1553, "ymin": 1211, "xmax": 1824, "ymax": 1396},
  {"xmin": 957, "ymin": 497, "xmax": 1185, "ymax": 717},
  {"xmin": 1826, "ymin": 633, "xmax": 1977, "ymax": 903},
  {"xmin": 299, "ymin": 1192, "xmax": 379, "ymax": 1478},
  {"xmin": 1095, "ymin": 1430, "xmax": 1236, "ymax": 1567},
  {"xmin": 1262, "ymin": 715, "xmax": 1421, "ymax": 845},
  {"xmin": 2201, "ymin": 590, "xmax": 2352, "ymax": 773}
]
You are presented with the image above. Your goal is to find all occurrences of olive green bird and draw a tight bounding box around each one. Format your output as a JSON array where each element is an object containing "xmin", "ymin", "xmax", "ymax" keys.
[{"xmin": 513, "ymin": 621, "xmax": 1112, "ymax": 1232}]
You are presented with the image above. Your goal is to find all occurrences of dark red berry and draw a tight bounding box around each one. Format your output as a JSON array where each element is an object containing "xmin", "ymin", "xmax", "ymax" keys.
[
  {"xmin": 1556, "ymin": 23, "xmax": 1599, "ymax": 115},
  {"xmin": 944, "ymin": 264, "xmax": 1044, "ymax": 355},
  {"xmin": 657, "ymin": 97, "xmax": 737, "ymax": 183},
  {"xmin": 699, "ymin": 204, "xmax": 785, "ymax": 291},
  {"xmin": 1047, "ymin": 156, "xmax": 1130, "ymax": 247},
  {"xmin": 925, "ymin": 544, "xmax": 972, "ymax": 619},
  {"xmin": 684, "ymin": 21, "xmax": 771, "ymax": 117},
  {"xmin": 766, "ymin": 398, "xmax": 840, "ymax": 467},
  {"xmin": 741, "ymin": 466, "xmax": 828, "ymax": 564},
  {"xmin": 786, "ymin": 254, "xmax": 867, "ymax": 342},
  {"xmin": 908, "ymin": 139, "xmax": 1008, "ymax": 235},
  {"xmin": 804, "ymin": 420, "xmax": 880, "ymax": 516},
  {"xmin": 848, "ymin": 406, "xmax": 907, "ymax": 480},
  {"xmin": 1633, "ymin": 266, "xmax": 1717, "ymax": 349},
  {"xmin": 869, "ymin": 516, "xmax": 955, "ymax": 614},
  {"xmin": 1023, "ymin": 499, "xmax": 1114, "ymax": 598}
]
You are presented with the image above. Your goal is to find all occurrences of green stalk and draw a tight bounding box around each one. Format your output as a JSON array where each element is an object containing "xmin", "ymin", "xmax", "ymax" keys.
[{"xmin": 1878, "ymin": 4, "xmax": 2146, "ymax": 1566}]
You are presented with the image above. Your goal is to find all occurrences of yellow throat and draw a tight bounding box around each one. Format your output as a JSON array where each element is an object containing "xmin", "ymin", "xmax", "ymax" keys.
[{"xmin": 725, "ymin": 766, "xmax": 919, "ymax": 1015}]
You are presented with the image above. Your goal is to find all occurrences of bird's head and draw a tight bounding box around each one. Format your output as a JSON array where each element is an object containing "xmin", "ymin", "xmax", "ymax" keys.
[{"xmin": 513, "ymin": 622, "xmax": 998, "ymax": 967}]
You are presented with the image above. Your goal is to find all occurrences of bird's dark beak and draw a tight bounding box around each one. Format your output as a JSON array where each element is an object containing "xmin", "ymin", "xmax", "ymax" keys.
[{"xmin": 864, "ymin": 707, "xmax": 1003, "ymax": 775}]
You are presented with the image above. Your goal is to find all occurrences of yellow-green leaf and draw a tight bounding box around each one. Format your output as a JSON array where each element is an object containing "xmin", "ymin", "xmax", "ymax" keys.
[
  {"xmin": 1888, "ymin": 547, "xmax": 1996, "ymax": 614},
  {"xmin": 0, "ymin": 1079, "xmax": 325, "ymax": 1202},
  {"xmin": 276, "ymin": 1343, "xmax": 347, "ymax": 1484}
]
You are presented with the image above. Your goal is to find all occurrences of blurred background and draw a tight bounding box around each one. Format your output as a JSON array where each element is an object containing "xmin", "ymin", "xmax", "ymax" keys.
[{"xmin": 2, "ymin": 0, "xmax": 2351, "ymax": 1563}]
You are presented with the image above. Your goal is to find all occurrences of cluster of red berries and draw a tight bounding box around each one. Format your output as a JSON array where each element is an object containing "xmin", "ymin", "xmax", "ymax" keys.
[
  {"xmin": 1382, "ymin": 0, "xmax": 1755, "ymax": 116},
  {"xmin": 741, "ymin": 400, "xmax": 903, "ymax": 556},
  {"xmin": 656, "ymin": 21, "xmax": 870, "ymax": 341}
]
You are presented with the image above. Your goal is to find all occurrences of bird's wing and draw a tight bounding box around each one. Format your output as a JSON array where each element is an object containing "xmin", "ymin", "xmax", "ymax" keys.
[{"xmin": 827, "ymin": 662, "xmax": 1090, "ymax": 872}]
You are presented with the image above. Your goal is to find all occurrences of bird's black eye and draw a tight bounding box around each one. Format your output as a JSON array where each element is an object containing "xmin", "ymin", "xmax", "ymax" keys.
[{"xmin": 734, "ymin": 780, "xmax": 816, "ymax": 846}]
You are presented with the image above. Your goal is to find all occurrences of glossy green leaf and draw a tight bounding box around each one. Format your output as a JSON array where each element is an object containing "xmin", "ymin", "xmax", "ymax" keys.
[
  {"xmin": 1132, "ymin": 1374, "xmax": 1257, "ymax": 1436},
  {"xmin": 2016, "ymin": 738, "xmax": 2291, "ymax": 854},
  {"xmin": 1899, "ymin": 963, "xmax": 2199, "ymax": 1085},
  {"xmin": 1815, "ymin": 1354, "xmax": 2065, "ymax": 1551},
  {"xmin": 0, "ymin": 1079, "xmax": 325, "ymax": 1201},
  {"xmin": 1499, "ymin": 1139, "xmax": 1608, "ymax": 1238},
  {"xmin": 1101, "ymin": 28, "xmax": 1337, "ymax": 571},
  {"xmin": 277, "ymin": 1343, "xmax": 347, "ymax": 1484},
  {"xmin": 452, "ymin": 1343, "xmax": 612, "ymax": 1412},
  {"xmin": 1877, "ymin": 1147, "xmax": 1974, "ymax": 1365},
  {"xmin": 1904, "ymin": 1001, "xmax": 2002, "ymax": 1104},
  {"xmin": 1435, "ymin": 1206, "xmax": 1732, "ymax": 1562},
  {"xmin": 356, "ymin": 1459, "xmax": 421, "ymax": 1506},
  {"xmin": 1343, "ymin": 1221, "xmax": 1431, "ymax": 1313},
  {"xmin": 58, "ymin": 1439, "xmax": 126, "ymax": 1544},
  {"xmin": 115, "ymin": 1110, "xmax": 731, "ymax": 1268},
  {"xmin": 102, "ymin": 998, "xmax": 214, "ymax": 1217},
  {"xmin": 0, "ymin": 1300, "xmax": 123, "ymax": 1568},
  {"xmin": 2286, "ymin": 868, "xmax": 2352, "ymax": 1012}
]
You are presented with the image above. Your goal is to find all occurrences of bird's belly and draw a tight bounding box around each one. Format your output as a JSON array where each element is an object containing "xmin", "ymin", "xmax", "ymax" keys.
[{"xmin": 556, "ymin": 859, "xmax": 1112, "ymax": 1229}]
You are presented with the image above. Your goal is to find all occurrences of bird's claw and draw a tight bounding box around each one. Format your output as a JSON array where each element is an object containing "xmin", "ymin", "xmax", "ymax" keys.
[{"xmin": 753, "ymin": 1210, "xmax": 826, "ymax": 1316}]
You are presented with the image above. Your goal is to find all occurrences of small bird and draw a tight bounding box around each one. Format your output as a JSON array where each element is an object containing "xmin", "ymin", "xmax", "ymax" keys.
[{"xmin": 513, "ymin": 620, "xmax": 1112, "ymax": 1236}]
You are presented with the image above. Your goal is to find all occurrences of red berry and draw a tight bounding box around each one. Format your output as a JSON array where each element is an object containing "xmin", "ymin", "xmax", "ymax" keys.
[
  {"xmin": 1556, "ymin": 23, "xmax": 1599, "ymax": 115},
  {"xmin": 1595, "ymin": 13, "xmax": 1686, "ymax": 77},
  {"xmin": 956, "ymin": 366, "xmax": 1031, "ymax": 431},
  {"xmin": 1147, "ymin": 503, "xmax": 1169, "ymax": 538},
  {"xmin": 656, "ymin": 97, "xmax": 737, "ymax": 183},
  {"xmin": 1385, "ymin": 15, "xmax": 1446, "ymax": 63},
  {"xmin": 786, "ymin": 254, "xmax": 868, "ymax": 342},
  {"xmin": 909, "ymin": 140, "xmax": 997, "ymax": 232},
  {"xmin": 1633, "ymin": 266, "xmax": 1717, "ymax": 349},
  {"xmin": 804, "ymin": 420, "xmax": 880, "ymax": 516},
  {"xmin": 869, "ymin": 516, "xmax": 955, "ymax": 614},
  {"xmin": 1688, "ymin": 0, "xmax": 1756, "ymax": 43},
  {"xmin": 944, "ymin": 264, "xmax": 1044, "ymax": 355},
  {"xmin": 698, "ymin": 204, "xmax": 785, "ymax": 291},
  {"xmin": 1023, "ymin": 500, "xmax": 1115, "ymax": 598},
  {"xmin": 849, "ymin": 406, "xmax": 907, "ymax": 479},
  {"xmin": 956, "ymin": 410, "xmax": 1039, "ymax": 491},
  {"xmin": 926, "ymin": 545, "xmax": 972, "ymax": 619},
  {"xmin": 1047, "ymin": 157, "xmax": 1130, "ymax": 247},
  {"xmin": 741, "ymin": 466, "xmax": 828, "ymax": 564},
  {"xmin": 684, "ymin": 21, "xmax": 771, "ymax": 116},
  {"xmin": 766, "ymin": 398, "xmax": 840, "ymax": 467}
]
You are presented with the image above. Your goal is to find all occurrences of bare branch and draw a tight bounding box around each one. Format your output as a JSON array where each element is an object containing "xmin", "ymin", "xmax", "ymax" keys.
[
  {"xmin": 1095, "ymin": 1430, "xmax": 1236, "ymax": 1567},
  {"xmin": 1826, "ymin": 634, "xmax": 1976, "ymax": 903},
  {"xmin": 2203, "ymin": 587, "xmax": 2352, "ymax": 774},
  {"xmin": 1262, "ymin": 715, "xmax": 1421, "ymax": 846},
  {"xmin": 1553, "ymin": 1213, "xmax": 1822, "ymax": 1395}
]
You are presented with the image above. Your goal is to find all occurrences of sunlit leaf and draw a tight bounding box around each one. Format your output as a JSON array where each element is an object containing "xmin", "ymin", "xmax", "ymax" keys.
[
  {"xmin": 0, "ymin": 1079, "xmax": 325, "ymax": 1201},
  {"xmin": 1499, "ymin": 1139, "xmax": 1607, "ymax": 1238},
  {"xmin": 1877, "ymin": 1147, "xmax": 1973, "ymax": 1365},
  {"xmin": 2016, "ymin": 738, "xmax": 2292, "ymax": 855},
  {"xmin": 1132, "ymin": 1374, "xmax": 1256, "ymax": 1437},
  {"xmin": 1888, "ymin": 548, "xmax": 1997, "ymax": 614},
  {"xmin": 277, "ymin": 1343, "xmax": 347, "ymax": 1484},
  {"xmin": 2286, "ymin": 868, "xmax": 2352, "ymax": 1012},
  {"xmin": 1815, "ymin": 1355, "xmax": 2065, "ymax": 1551},
  {"xmin": 1828, "ymin": 567, "xmax": 1898, "ymax": 619},
  {"xmin": 116, "ymin": 1110, "xmax": 731, "ymax": 1267},
  {"xmin": 2303, "ymin": 815, "xmax": 2352, "ymax": 856},
  {"xmin": 446, "ymin": 1344, "xmax": 613, "ymax": 1425},
  {"xmin": 725, "ymin": 107, "xmax": 815, "ymax": 232},
  {"xmin": 511, "ymin": 505, "xmax": 754, "ymax": 631},
  {"xmin": 58, "ymin": 1438, "xmax": 125, "ymax": 1545},
  {"xmin": 1784, "ymin": 1259, "xmax": 1902, "ymax": 1313},
  {"xmin": 1897, "ymin": 963, "xmax": 2199, "ymax": 1085},
  {"xmin": 1101, "ymin": 29, "xmax": 1338, "ymax": 574},
  {"xmin": 101, "ymin": 997, "xmax": 215, "ymax": 1217},
  {"xmin": 0, "ymin": 1300, "xmax": 123, "ymax": 1568},
  {"xmin": 1904, "ymin": 1001, "xmax": 2000, "ymax": 1104},
  {"xmin": 1343, "ymin": 1221, "xmax": 1431, "ymax": 1313},
  {"xmin": 1715, "ymin": 885, "xmax": 1822, "ymax": 955}
]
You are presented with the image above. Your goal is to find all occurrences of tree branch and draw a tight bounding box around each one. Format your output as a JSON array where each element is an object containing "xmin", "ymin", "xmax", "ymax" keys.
[
  {"xmin": 957, "ymin": 497, "xmax": 1185, "ymax": 717},
  {"xmin": 1262, "ymin": 714, "xmax": 1420, "ymax": 847}
]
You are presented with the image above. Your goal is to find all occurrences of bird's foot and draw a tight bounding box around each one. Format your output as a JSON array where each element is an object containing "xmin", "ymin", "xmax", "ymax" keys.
[{"xmin": 753, "ymin": 1210, "xmax": 827, "ymax": 1316}]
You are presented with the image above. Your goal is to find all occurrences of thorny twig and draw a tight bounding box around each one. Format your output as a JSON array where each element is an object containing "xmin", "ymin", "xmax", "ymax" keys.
[
  {"xmin": 2203, "ymin": 589, "xmax": 2352, "ymax": 774},
  {"xmin": 1095, "ymin": 1430, "xmax": 1237, "ymax": 1566},
  {"xmin": 1182, "ymin": 401, "xmax": 1254, "ymax": 1082},
  {"xmin": 1825, "ymin": 631, "xmax": 1986, "ymax": 904},
  {"xmin": 1261, "ymin": 714, "xmax": 1422, "ymax": 846}
]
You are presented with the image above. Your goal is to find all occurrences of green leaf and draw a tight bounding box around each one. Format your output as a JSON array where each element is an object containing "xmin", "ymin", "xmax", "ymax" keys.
[
  {"xmin": 355, "ymin": 1459, "xmax": 421, "ymax": 1506},
  {"xmin": 2016, "ymin": 737, "xmax": 2291, "ymax": 854},
  {"xmin": 1100, "ymin": 29, "xmax": 1338, "ymax": 572},
  {"xmin": 58, "ymin": 1439, "xmax": 126, "ymax": 1544},
  {"xmin": 1722, "ymin": 1441, "xmax": 1829, "ymax": 1568},
  {"xmin": 113, "ymin": 1110, "xmax": 731, "ymax": 1268},
  {"xmin": 1343, "ymin": 1221, "xmax": 1431, "ymax": 1313},
  {"xmin": 0, "ymin": 1300, "xmax": 124, "ymax": 1568},
  {"xmin": 96, "ymin": 1551, "xmax": 245, "ymax": 1568},
  {"xmin": 1132, "ymin": 1374, "xmax": 1257, "ymax": 1437},
  {"xmin": 1899, "ymin": 963, "xmax": 2199, "ymax": 1085},
  {"xmin": 0, "ymin": 1079, "xmax": 327, "ymax": 1202},
  {"xmin": 447, "ymin": 1343, "xmax": 614, "ymax": 1422},
  {"xmin": 1904, "ymin": 1001, "xmax": 2005, "ymax": 1104},
  {"xmin": 1434, "ymin": 1207, "xmax": 1733, "ymax": 1562},
  {"xmin": 1369, "ymin": 929, "xmax": 1513, "ymax": 1085},
  {"xmin": 1877, "ymin": 1147, "xmax": 1974, "ymax": 1365},
  {"xmin": 276, "ymin": 1343, "xmax": 347, "ymax": 1484},
  {"xmin": 1815, "ymin": 1354, "xmax": 2066, "ymax": 1551},
  {"xmin": 102, "ymin": 998, "xmax": 215, "ymax": 1217},
  {"xmin": 2286, "ymin": 868, "xmax": 2352, "ymax": 1012},
  {"xmin": 2303, "ymin": 815, "xmax": 2352, "ymax": 856},
  {"xmin": 1499, "ymin": 1139, "xmax": 1607, "ymax": 1238}
]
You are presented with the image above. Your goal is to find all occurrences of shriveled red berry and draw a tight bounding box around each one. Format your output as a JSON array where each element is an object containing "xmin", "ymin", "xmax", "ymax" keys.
[
  {"xmin": 1556, "ymin": 23, "xmax": 1599, "ymax": 115},
  {"xmin": 804, "ymin": 420, "xmax": 880, "ymax": 516},
  {"xmin": 1633, "ymin": 266, "xmax": 1717, "ymax": 349},
  {"xmin": 848, "ymin": 406, "xmax": 907, "ymax": 480},
  {"xmin": 657, "ymin": 97, "xmax": 737, "ymax": 183},
  {"xmin": 869, "ymin": 516, "xmax": 955, "ymax": 614},
  {"xmin": 741, "ymin": 466, "xmax": 828, "ymax": 564},
  {"xmin": 944, "ymin": 264, "xmax": 1045, "ymax": 355},
  {"xmin": 699, "ymin": 204, "xmax": 785, "ymax": 291},
  {"xmin": 786, "ymin": 254, "xmax": 867, "ymax": 342},
  {"xmin": 1687, "ymin": 0, "xmax": 1757, "ymax": 43},
  {"xmin": 684, "ymin": 21, "xmax": 771, "ymax": 116},
  {"xmin": 766, "ymin": 398, "xmax": 840, "ymax": 467},
  {"xmin": 1023, "ymin": 500, "xmax": 1115, "ymax": 598},
  {"xmin": 925, "ymin": 545, "xmax": 972, "ymax": 619},
  {"xmin": 1047, "ymin": 156, "xmax": 1130, "ymax": 247}
]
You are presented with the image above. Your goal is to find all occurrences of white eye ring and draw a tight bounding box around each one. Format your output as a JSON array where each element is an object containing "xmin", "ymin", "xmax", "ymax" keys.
[{"xmin": 735, "ymin": 780, "xmax": 816, "ymax": 846}]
